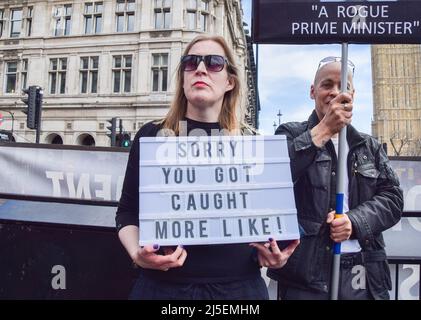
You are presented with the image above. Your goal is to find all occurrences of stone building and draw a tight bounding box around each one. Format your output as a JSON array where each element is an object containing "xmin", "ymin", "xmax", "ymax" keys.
[
  {"xmin": 371, "ymin": 44, "xmax": 421, "ymax": 156},
  {"xmin": 0, "ymin": 0, "xmax": 258, "ymax": 146}
]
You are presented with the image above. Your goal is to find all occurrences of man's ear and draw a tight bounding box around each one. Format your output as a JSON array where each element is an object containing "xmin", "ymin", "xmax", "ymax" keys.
[{"xmin": 310, "ymin": 84, "xmax": 315, "ymax": 100}]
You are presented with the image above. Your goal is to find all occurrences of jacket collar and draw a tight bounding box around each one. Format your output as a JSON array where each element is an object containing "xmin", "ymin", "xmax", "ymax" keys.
[{"xmin": 307, "ymin": 109, "xmax": 366, "ymax": 149}]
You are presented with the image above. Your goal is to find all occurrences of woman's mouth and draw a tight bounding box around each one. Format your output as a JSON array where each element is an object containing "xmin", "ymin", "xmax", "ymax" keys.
[{"xmin": 193, "ymin": 81, "xmax": 208, "ymax": 87}]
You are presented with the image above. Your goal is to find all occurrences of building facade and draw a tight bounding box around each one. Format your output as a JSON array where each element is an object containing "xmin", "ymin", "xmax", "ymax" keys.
[
  {"xmin": 0, "ymin": 0, "xmax": 257, "ymax": 146},
  {"xmin": 371, "ymin": 44, "xmax": 421, "ymax": 156}
]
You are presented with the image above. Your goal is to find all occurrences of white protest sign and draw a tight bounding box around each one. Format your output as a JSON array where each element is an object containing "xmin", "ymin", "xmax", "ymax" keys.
[{"xmin": 138, "ymin": 135, "xmax": 299, "ymax": 246}]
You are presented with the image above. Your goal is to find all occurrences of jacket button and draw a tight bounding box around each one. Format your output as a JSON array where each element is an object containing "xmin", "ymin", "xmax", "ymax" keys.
[
  {"xmin": 326, "ymin": 246, "xmax": 330, "ymax": 251},
  {"xmin": 332, "ymin": 171, "xmax": 336, "ymax": 176},
  {"xmin": 363, "ymin": 155, "xmax": 367, "ymax": 160}
]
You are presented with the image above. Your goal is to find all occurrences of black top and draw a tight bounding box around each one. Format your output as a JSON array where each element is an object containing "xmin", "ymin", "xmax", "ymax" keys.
[{"xmin": 116, "ymin": 118, "xmax": 260, "ymax": 283}]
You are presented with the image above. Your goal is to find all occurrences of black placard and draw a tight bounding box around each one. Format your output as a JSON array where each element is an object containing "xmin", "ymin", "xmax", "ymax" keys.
[{"xmin": 252, "ymin": 0, "xmax": 421, "ymax": 44}]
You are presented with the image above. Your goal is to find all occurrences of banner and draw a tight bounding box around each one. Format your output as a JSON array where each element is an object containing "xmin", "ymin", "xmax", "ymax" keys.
[
  {"xmin": 252, "ymin": 0, "xmax": 421, "ymax": 44},
  {"xmin": 138, "ymin": 135, "xmax": 300, "ymax": 246},
  {"xmin": 390, "ymin": 159, "xmax": 421, "ymax": 212},
  {"xmin": 1, "ymin": 144, "xmax": 420, "ymax": 210},
  {"xmin": 0, "ymin": 144, "xmax": 128, "ymax": 203}
]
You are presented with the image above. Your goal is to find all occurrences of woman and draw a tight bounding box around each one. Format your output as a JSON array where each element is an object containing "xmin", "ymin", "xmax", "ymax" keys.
[{"xmin": 116, "ymin": 35, "xmax": 299, "ymax": 300}]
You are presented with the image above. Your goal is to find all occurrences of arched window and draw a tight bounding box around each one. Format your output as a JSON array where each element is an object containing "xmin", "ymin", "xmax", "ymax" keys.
[
  {"xmin": 46, "ymin": 133, "xmax": 63, "ymax": 144},
  {"xmin": 77, "ymin": 133, "xmax": 95, "ymax": 146}
]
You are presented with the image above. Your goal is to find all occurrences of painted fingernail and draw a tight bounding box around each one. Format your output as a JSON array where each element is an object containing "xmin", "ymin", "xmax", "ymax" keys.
[
  {"xmin": 153, "ymin": 244, "xmax": 160, "ymax": 250},
  {"xmin": 269, "ymin": 237, "xmax": 274, "ymax": 242}
]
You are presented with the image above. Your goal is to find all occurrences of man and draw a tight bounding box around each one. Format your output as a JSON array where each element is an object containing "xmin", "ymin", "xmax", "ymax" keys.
[{"xmin": 268, "ymin": 57, "xmax": 403, "ymax": 300}]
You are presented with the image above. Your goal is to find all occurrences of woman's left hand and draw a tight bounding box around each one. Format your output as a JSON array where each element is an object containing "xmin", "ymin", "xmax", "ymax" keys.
[{"xmin": 250, "ymin": 238, "xmax": 300, "ymax": 269}]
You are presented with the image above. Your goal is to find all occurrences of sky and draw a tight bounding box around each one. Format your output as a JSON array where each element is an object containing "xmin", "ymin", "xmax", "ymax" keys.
[{"xmin": 242, "ymin": 0, "xmax": 373, "ymax": 135}]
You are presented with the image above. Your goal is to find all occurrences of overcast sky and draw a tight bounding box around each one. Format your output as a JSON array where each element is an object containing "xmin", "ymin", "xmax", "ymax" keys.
[{"xmin": 242, "ymin": 0, "xmax": 373, "ymax": 135}]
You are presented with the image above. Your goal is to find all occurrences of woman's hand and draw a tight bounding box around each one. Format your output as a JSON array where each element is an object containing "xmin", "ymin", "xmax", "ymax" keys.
[
  {"xmin": 250, "ymin": 238, "xmax": 300, "ymax": 269},
  {"xmin": 132, "ymin": 245, "xmax": 187, "ymax": 271}
]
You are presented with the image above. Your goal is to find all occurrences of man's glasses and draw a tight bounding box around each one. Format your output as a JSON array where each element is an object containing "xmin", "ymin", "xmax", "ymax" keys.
[
  {"xmin": 181, "ymin": 55, "xmax": 228, "ymax": 72},
  {"xmin": 317, "ymin": 56, "xmax": 355, "ymax": 75}
]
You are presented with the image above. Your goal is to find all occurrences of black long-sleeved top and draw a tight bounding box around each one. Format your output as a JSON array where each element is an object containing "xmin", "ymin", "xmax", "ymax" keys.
[{"xmin": 116, "ymin": 118, "xmax": 260, "ymax": 283}]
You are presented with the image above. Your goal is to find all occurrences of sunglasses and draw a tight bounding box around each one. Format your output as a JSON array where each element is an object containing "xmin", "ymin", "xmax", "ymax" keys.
[
  {"xmin": 181, "ymin": 54, "xmax": 228, "ymax": 72},
  {"xmin": 317, "ymin": 56, "xmax": 355, "ymax": 75}
]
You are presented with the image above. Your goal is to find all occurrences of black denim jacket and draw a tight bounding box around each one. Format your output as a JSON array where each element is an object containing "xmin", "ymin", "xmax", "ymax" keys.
[{"xmin": 268, "ymin": 110, "xmax": 404, "ymax": 300}]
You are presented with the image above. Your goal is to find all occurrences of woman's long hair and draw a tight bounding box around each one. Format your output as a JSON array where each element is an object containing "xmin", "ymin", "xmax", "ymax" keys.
[{"xmin": 161, "ymin": 35, "xmax": 241, "ymax": 135}]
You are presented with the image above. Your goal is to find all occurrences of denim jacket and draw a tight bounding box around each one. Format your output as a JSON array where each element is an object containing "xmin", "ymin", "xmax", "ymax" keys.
[{"xmin": 268, "ymin": 110, "xmax": 404, "ymax": 299}]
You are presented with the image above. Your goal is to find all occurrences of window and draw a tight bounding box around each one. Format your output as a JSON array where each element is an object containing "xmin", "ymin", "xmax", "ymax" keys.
[
  {"xmin": 54, "ymin": 5, "xmax": 72, "ymax": 36},
  {"xmin": 116, "ymin": 0, "xmax": 135, "ymax": 32},
  {"xmin": 185, "ymin": 0, "xmax": 209, "ymax": 31},
  {"xmin": 84, "ymin": 2, "xmax": 103, "ymax": 34},
  {"xmin": 154, "ymin": 0, "xmax": 171, "ymax": 29},
  {"xmin": 0, "ymin": 9, "xmax": 4, "ymax": 37},
  {"xmin": 3, "ymin": 60, "xmax": 28, "ymax": 93},
  {"xmin": 112, "ymin": 55, "xmax": 132, "ymax": 93},
  {"xmin": 199, "ymin": 1, "xmax": 210, "ymax": 32},
  {"xmin": 5, "ymin": 62, "xmax": 18, "ymax": 93},
  {"xmin": 21, "ymin": 59, "xmax": 28, "ymax": 90},
  {"xmin": 10, "ymin": 8, "xmax": 22, "ymax": 38},
  {"xmin": 152, "ymin": 53, "xmax": 168, "ymax": 92},
  {"xmin": 186, "ymin": 0, "xmax": 197, "ymax": 29},
  {"xmin": 26, "ymin": 7, "xmax": 33, "ymax": 36},
  {"xmin": 49, "ymin": 58, "xmax": 67, "ymax": 94},
  {"xmin": 80, "ymin": 56, "xmax": 99, "ymax": 94}
]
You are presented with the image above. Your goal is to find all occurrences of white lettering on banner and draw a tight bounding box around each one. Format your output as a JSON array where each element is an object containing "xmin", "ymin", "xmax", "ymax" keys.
[
  {"xmin": 46, "ymin": 171, "xmax": 64, "ymax": 197},
  {"xmin": 343, "ymin": 21, "xmax": 415, "ymax": 35},
  {"xmin": 66, "ymin": 173, "xmax": 91, "ymax": 199},
  {"xmin": 94, "ymin": 174, "xmax": 112, "ymax": 200},
  {"xmin": 290, "ymin": 4, "xmax": 421, "ymax": 37},
  {"xmin": 116, "ymin": 175, "xmax": 124, "ymax": 201},
  {"xmin": 408, "ymin": 218, "xmax": 421, "ymax": 233},
  {"xmin": 399, "ymin": 265, "xmax": 420, "ymax": 300},
  {"xmin": 292, "ymin": 21, "xmax": 337, "ymax": 35},
  {"xmin": 139, "ymin": 136, "xmax": 299, "ymax": 246},
  {"xmin": 337, "ymin": 5, "xmax": 389, "ymax": 19},
  {"xmin": 406, "ymin": 185, "xmax": 421, "ymax": 213},
  {"xmin": 292, "ymin": 20, "xmax": 419, "ymax": 36},
  {"xmin": 45, "ymin": 171, "xmax": 123, "ymax": 201},
  {"xmin": 66, "ymin": 172, "xmax": 91, "ymax": 199}
]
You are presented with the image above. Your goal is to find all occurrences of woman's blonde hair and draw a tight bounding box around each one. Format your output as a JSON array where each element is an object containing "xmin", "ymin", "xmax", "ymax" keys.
[{"xmin": 161, "ymin": 35, "xmax": 241, "ymax": 135}]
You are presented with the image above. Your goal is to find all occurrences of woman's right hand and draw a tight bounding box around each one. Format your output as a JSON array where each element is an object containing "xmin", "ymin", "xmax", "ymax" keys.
[{"xmin": 132, "ymin": 245, "xmax": 187, "ymax": 271}]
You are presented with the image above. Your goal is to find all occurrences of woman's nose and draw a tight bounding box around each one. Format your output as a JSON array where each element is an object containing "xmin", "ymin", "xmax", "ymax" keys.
[{"xmin": 195, "ymin": 60, "xmax": 207, "ymax": 74}]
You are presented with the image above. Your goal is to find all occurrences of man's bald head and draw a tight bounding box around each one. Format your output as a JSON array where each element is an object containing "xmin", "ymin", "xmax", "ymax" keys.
[
  {"xmin": 310, "ymin": 61, "xmax": 355, "ymax": 121},
  {"xmin": 313, "ymin": 61, "xmax": 354, "ymax": 87}
]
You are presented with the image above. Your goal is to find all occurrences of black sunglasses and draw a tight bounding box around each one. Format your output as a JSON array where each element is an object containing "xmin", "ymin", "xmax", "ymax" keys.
[
  {"xmin": 318, "ymin": 56, "xmax": 355, "ymax": 75},
  {"xmin": 181, "ymin": 54, "xmax": 228, "ymax": 72}
]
